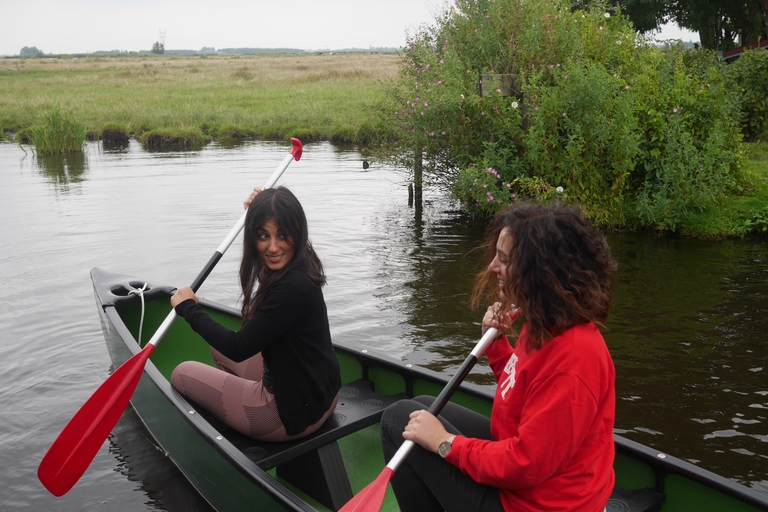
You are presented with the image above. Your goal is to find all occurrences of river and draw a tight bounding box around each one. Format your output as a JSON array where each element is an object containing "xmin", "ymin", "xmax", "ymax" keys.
[{"xmin": 0, "ymin": 139, "xmax": 765, "ymax": 511}]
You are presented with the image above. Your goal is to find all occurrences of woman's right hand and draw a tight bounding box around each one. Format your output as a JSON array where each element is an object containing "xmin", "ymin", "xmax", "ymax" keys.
[
  {"xmin": 171, "ymin": 286, "xmax": 199, "ymax": 308},
  {"xmin": 482, "ymin": 302, "xmax": 520, "ymax": 337}
]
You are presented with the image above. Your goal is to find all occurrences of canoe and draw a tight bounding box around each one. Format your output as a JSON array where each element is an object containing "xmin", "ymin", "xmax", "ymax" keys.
[{"xmin": 91, "ymin": 267, "xmax": 768, "ymax": 512}]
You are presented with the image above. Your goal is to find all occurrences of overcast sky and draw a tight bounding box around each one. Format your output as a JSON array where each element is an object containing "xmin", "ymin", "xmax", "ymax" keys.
[{"xmin": 0, "ymin": 0, "xmax": 697, "ymax": 56}]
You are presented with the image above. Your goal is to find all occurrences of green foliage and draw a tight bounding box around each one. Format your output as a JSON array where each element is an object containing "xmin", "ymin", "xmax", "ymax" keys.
[
  {"xmin": 726, "ymin": 49, "xmax": 768, "ymax": 141},
  {"xmin": 384, "ymin": 0, "xmax": 744, "ymax": 231},
  {"xmin": 151, "ymin": 42, "xmax": 165, "ymax": 55},
  {"xmin": 29, "ymin": 104, "xmax": 87, "ymax": 155}
]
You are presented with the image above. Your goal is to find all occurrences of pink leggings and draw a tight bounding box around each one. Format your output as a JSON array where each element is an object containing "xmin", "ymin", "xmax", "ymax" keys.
[{"xmin": 171, "ymin": 348, "xmax": 338, "ymax": 441}]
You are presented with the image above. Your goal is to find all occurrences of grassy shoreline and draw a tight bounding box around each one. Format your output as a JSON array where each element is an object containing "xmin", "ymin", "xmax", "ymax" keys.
[
  {"xmin": 2, "ymin": 53, "xmax": 766, "ymax": 239},
  {"xmin": 0, "ymin": 53, "xmax": 400, "ymax": 145}
]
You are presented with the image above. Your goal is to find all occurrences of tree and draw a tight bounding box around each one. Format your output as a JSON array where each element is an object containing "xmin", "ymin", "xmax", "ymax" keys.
[
  {"xmin": 612, "ymin": 0, "xmax": 768, "ymax": 50},
  {"xmin": 20, "ymin": 46, "xmax": 42, "ymax": 56},
  {"xmin": 151, "ymin": 41, "xmax": 165, "ymax": 54}
]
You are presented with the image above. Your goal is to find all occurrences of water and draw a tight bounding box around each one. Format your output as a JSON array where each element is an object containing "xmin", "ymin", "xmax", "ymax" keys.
[{"xmin": 0, "ymin": 140, "xmax": 766, "ymax": 511}]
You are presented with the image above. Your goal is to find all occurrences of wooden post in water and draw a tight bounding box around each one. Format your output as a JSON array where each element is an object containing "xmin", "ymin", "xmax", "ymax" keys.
[{"xmin": 413, "ymin": 149, "xmax": 423, "ymax": 219}]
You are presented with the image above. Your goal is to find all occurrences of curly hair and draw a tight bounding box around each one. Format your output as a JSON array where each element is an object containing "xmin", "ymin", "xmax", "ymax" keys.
[
  {"xmin": 239, "ymin": 186, "xmax": 325, "ymax": 324},
  {"xmin": 471, "ymin": 202, "xmax": 616, "ymax": 351}
]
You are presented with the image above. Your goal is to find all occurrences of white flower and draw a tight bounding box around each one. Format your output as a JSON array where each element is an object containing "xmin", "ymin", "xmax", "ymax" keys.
[
  {"xmin": 460, "ymin": 94, "xmax": 465, "ymax": 99},
  {"xmin": 604, "ymin": 12, "xmax": 611, "ymax": 18},
  {"xmin": 511, "ymin": 101, "xmax": 519, "ymax": 109},
  {"xmin": 556, "ymin": 186, "xmax": 564, "ymax": 193}
]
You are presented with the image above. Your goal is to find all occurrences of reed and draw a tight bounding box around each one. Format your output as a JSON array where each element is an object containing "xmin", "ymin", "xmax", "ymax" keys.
[
  {"xmin": 29, "ymin": 104, "xmax": 87, "ymax": 155},
  {"xmin": 1, "ymin": 54, "xmax": 400, "ymax": 146}
]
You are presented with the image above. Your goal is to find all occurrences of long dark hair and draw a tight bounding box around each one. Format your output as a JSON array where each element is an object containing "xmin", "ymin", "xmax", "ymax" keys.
[
  {"xmin": 240, "ymin": 186, "xmax": 325, "ymax": 323},
  {"xmin": 471, "ymin": 202, "xmax": 616, "ymax": 351}
]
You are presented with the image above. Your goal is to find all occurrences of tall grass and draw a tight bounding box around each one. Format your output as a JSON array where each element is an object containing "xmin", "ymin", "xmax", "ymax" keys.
[
  {"xmin": 29, "ymin": 104, "xmax": 87, "ymax": 154},
  {"xmin": 1, "ymin": 54, "xmax": 400, "ymax": 145}
]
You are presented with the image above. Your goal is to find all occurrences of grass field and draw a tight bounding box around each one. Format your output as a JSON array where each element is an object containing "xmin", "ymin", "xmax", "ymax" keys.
[{"xmin": 0, "ymin": 53, "xmax": 400, "ymax": 145}]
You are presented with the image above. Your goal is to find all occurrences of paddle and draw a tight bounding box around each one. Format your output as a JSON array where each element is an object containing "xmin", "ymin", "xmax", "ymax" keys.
[
  {"xmin": 38, "ymin": 138, "xmax": 303, "ymax": 497},
  {"xmin": 340, "ymin": 308, "xmax": 521, "ymax": 512}
]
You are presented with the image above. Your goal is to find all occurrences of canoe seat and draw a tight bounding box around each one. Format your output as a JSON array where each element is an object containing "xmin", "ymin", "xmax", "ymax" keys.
[
  {"xmin": 608, "ymin": 486, "xmax": 666, "ymax": 512},
  {"xmin": 220, "ymin": 379, "xmax": 404, "ymax": 511}
]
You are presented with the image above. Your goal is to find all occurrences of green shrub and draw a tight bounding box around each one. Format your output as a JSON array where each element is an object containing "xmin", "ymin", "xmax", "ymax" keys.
[
  {"xmin": 382, "ymin": 0, "xmax": 744, "ymax": 231},
  {"xmin": 726, "ymin": 49, "xmax": 768, "ymax": 141},
  {"xmin": 29, "ymin": 104, "xmax": 87, "ymax": 155}
]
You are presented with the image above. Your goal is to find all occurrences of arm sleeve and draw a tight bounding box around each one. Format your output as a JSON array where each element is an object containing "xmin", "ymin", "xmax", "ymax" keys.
[
  {"xmin": 174, "ymin": 278, "xmax": 309, "ymax": 362},
  {"xmin": 446, "ymin": 371, "xmax": 598, "ymax": 489},
  {"xmin": 485, "ymin": 335, "xmax": 515, "ymax": 383}
]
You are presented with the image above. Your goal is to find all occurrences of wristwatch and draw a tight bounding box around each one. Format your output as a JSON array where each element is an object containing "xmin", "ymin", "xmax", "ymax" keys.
[{"xmin": 438, "ymin": 434, "xmax": 457, "ymax": 458}]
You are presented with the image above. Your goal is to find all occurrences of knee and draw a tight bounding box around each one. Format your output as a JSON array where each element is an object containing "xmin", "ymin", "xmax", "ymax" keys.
[
  {"xmin": 382, "ymin": 399, "xmax": 422, "ymax": 425},
  {"xmin": 381, "ymin": 399, "xmax": 425, "ymax": 446},
  {"xmin": 170, "ymin": 361, "xmax": 200, "ymax": 393}
]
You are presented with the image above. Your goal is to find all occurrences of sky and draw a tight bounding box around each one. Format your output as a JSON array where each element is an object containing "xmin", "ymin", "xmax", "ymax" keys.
[{"xmin": 0, "ymin": 0, "xmax": 698, "ymax": 56}]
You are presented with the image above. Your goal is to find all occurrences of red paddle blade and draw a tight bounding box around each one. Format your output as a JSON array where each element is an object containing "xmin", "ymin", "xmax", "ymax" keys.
[
  {"xmin": 339, "ymin": 467, "xmax": 394, "ymax": 512},
  {"xmin": 38, "ymin": 344, "xmax": 156, "ymax": 496},
  {"xmin": 290, "ymin": 138, "xmax": 303, "ymax": 161}
]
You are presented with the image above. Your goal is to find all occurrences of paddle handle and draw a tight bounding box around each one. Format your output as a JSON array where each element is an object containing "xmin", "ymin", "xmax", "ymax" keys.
[
  {"xmin": 386, "ymin": 327, "xmax": 499, "ymax": 471},
  {"xmin": 147, "ymin": 139, "xmax": 302, "ymax": 348}
]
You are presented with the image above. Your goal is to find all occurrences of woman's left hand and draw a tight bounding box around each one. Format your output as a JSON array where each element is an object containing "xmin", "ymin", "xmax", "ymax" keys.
[
  {"xmin": 402, "ymin": 409, "xmax": 449, "ymax": 454},
  {"xmin": 244, "ymin": 187, "xmax": 262, "ymax": 210}
]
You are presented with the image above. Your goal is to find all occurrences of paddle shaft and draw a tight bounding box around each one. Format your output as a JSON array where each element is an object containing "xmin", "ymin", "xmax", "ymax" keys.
[
  {"xmin": 385, "ymin": 327, "xmax": 498, "ymax": 470},
  {"xmin": 145, "ymin": 141, "xmax": 301, "ymax": 348}
]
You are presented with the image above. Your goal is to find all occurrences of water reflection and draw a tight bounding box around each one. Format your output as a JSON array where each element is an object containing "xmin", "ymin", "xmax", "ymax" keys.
[
  {"xmin": 34, "ymin": 151, "xmax": 87, "ymax": 190},
  {"xmin": 607, "ymin": 234, "xmax": 768, "ymax": 489},
  {"xmin": 108, "ymin": 405, "xmax": 214, "ymax": 511}
]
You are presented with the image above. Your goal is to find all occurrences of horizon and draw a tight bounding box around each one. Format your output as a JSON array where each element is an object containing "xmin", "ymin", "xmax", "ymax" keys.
[{"xmin": 1, "ymin": 0, "xmax": 698, "ymax": 58}]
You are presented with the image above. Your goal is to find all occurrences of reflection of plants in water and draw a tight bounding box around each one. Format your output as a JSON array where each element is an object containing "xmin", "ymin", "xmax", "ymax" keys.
[{"xmin": 35, "ymin": 151, "xmax": 87, "ymax": 191}]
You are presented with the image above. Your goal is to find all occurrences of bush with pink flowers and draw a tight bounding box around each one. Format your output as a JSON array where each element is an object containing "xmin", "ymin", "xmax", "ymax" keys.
[{"xmin": 382, "ymin": 0, "xmax": 744, "ymax": 230}]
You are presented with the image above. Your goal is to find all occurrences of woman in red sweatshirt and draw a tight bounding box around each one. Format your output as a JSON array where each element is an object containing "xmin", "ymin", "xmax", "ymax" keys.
[{"xmin": 380, "ymin": 202, "xmax": 617, "ymax": 512}]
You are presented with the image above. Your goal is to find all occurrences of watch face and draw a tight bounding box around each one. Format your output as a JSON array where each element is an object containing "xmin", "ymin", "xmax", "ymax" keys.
[{"xmin": 439, "ymin": 441, "xmax": 451, "ymax": 457}]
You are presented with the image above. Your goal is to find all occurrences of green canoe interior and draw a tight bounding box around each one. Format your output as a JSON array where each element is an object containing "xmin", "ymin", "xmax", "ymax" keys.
[
  {"xmin": 117, "ymin": 298, "xmax": 401, "ymax": 511},
  {"xmin": 111, "ymin": 296, "xmax": 766, "ymax": 512}
]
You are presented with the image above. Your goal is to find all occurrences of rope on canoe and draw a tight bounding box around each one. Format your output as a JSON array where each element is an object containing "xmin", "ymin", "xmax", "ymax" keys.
[{"xmin": 128, "ymin": 283, "xmax": 149, "ymax": 345}]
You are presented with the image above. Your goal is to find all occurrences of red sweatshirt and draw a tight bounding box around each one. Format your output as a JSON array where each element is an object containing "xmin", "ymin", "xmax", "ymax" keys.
[{"xmin": 446, "ymin": 323, "xmax": 615, "ymax": 512}]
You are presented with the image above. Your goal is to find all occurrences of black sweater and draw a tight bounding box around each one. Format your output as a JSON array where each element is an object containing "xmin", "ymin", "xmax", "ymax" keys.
[{"xmin": 174, "ymin": 267, "xmax": 341, "ymax": 435}]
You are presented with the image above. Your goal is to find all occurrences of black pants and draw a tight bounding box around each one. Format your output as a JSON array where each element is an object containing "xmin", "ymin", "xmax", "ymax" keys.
[{"xmin": 380, "ymin": 396, "xmax": 506, "ymax": 512}]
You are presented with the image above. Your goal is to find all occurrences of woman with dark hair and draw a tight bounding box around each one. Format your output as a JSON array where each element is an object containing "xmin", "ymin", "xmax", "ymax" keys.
[
  {"xmin": 170, "ymin": 186, "xmax": 341, "ymax": 442},
  {"xmin": 380, "ymin": 202, "xmax": 618, "ymax": 512}
]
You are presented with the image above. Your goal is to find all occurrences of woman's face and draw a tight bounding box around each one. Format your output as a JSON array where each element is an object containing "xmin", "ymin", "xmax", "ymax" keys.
[
  {"xmin": 256, "ymin": 218, "xmax": 295, "ymax": 271},
  {"xmin": 488, "ymin": 228, "xmax": 514, "ymax": 297}
]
